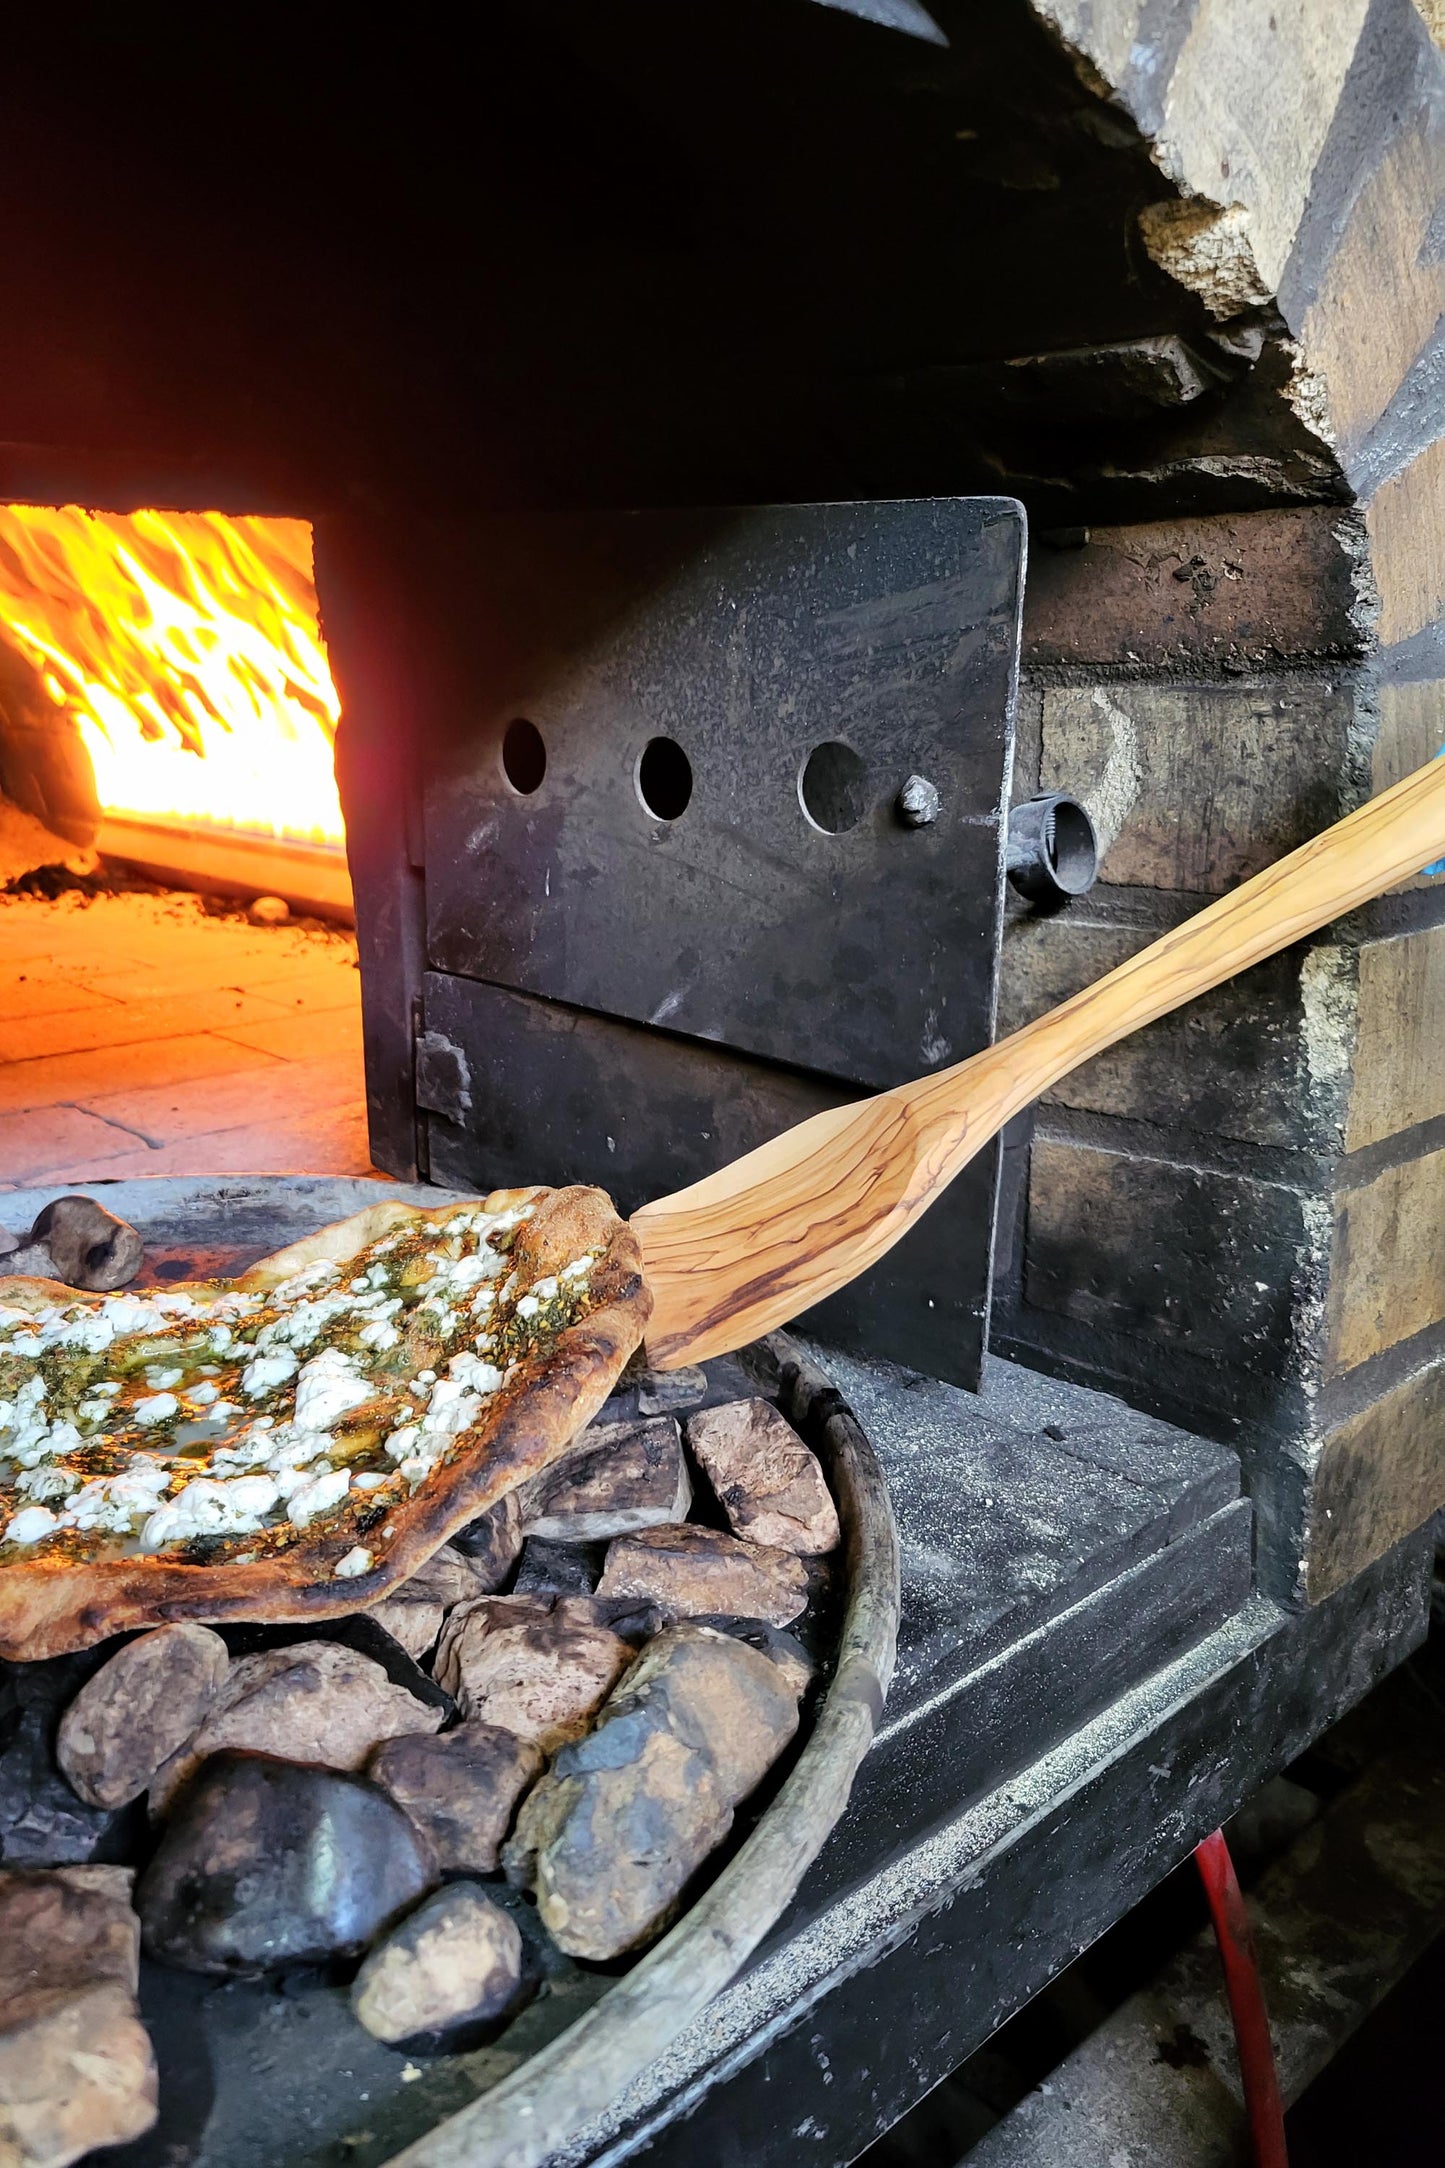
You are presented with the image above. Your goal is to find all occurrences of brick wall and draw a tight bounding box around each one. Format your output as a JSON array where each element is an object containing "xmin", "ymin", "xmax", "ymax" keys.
[{"xmin": 999, "ymin": 0, "xmax": 1445, "ymax": 1603}]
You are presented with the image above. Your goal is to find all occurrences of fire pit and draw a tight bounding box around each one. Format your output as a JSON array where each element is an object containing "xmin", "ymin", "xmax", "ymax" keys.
[{"xmin": 0, "ymin": 1174, "xmax": 899, "ymax": 2168}]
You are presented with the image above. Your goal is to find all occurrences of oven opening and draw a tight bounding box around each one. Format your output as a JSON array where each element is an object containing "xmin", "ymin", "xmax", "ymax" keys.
[{"xmin": 0, "ymin": 505, "xmax": 349, "ymax": 918}]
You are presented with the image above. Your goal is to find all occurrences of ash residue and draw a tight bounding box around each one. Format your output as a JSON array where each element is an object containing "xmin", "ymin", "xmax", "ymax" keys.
[{"xmin": 805, "ymin": 1343, "xmax": 1238, "ymax": 1716}]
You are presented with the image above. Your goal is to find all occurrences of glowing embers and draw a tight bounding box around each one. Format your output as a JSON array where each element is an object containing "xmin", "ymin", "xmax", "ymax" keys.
[{"xmin": 0, "ymin": 507, "xmax": 343, "ymax": 847}]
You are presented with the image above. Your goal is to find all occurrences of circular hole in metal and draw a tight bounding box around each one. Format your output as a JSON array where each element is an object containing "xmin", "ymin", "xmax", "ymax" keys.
[
  {"xmin": 1045, "ymin": 797, "xmax": 1098, "ymax": 893},
  {"xmin": 501, "ymin": 717, "xmax": 546, "ymax": 795},
  {"xmin": 637, "ymin": 736, "xmax": 693, "ymax": 821},
  {"xmin": 800, "ymin": 740, "xmax": 869, "ymax": 833}
]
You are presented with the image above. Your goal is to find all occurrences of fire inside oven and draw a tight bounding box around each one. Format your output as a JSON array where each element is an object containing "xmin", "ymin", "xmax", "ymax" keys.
[{"xmin": 0, "ymin": 506, "xmax": 349, "ymax": 915}]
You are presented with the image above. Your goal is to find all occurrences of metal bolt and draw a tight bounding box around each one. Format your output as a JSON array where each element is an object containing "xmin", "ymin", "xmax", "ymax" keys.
[{"xmin": 897, "ymin": 774, "xmax": 941, "ymax": 828}]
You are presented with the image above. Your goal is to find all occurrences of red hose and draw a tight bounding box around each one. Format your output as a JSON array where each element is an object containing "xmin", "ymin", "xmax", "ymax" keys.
[{"xmin": 1194, "ymin": 1827, "xmax": 1289, "ymax": 2168}]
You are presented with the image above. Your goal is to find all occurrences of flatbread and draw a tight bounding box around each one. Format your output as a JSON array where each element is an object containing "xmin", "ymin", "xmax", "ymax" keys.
[{"xmin": 0, "ymin": 1186, "xmax": 649, "ymax": 1660}]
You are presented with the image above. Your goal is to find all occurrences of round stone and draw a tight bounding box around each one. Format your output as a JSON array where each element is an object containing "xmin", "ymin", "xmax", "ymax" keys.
[
  {"xmin": 351, "ymin": 1883, "xmax": 525, "ymax": 2044},
  {"xmin": 137, "ymin": 1753, "xmax": 435, "ymax": 1976}
]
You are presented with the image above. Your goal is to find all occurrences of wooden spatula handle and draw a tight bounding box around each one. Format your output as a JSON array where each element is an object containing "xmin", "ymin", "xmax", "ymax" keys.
[
  {"xmin": 636, "ymin": 756, "xmax": 1445, "ymax": 1369},
  {"xmin": 905, "ymin": 753, "xmax": 1445, "ymax": 1182}
]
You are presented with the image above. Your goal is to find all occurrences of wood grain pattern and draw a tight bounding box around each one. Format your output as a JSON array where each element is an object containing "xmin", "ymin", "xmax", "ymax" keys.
[{"xmin": 634, "ymin": 756, "xmax": 1445, "ymax": 1368}]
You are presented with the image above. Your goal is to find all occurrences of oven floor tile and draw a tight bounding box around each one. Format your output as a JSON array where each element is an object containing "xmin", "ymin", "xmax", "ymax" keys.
[{"xmin": 0, "ymin": 888, "xmax": 370, "ymax": 1183}]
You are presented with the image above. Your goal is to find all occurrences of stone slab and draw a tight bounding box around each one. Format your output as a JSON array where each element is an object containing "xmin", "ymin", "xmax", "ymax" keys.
[
  {"xmin": 1024, "ymin": 1136, "xmax": 1316, "ymax": 1377},
  {"xmin": 1040, "ymin": 678, "xmax": 1355, "ymax": 892},
  {"xmin": 818, "ymin": 1346, "xmax": 1240, "ymax": 1705},
  {"xmin": 997, "ymin": 913, "xmax": 1351, "ymax": 1150},
  {"xmin": 1326, "ymin": 1145, "xmax": 1445, "ymax": 1375},
  {"xmin": 1022, "ymin": 508, "xmax": 1361, "ymax": 670},
  {"xmin": 1348, "ymin": 921, "xmax": 1445, "ymax": 1146},
  {"xmin": 0, "ymin": 892, "xmax": 369, "ymax": 1189},
  {"xmin": 1300, "ymin": 83, "xmax": 1445, "ymax": 463},
  {"xmin": 1307, "ymin": 1351, "xmax": 1445, "ymax": 1601},
  {"xmin": 1367, "ymin": 433, "xmax": 1445, "ymax": 649}
]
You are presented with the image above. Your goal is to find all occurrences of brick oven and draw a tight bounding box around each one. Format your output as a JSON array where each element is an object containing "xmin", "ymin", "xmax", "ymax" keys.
[{"xmin": 0, "ymin": 1, "xmax": 1441, "ymax": 2159}]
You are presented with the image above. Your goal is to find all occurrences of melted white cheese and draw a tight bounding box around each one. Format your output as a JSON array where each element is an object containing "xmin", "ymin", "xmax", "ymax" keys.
[
  {"xmin": 70, "ymin": 1462, "xmax": 174, "ymax": 1535},
  {"xmin": 15, "ymin": 1465, "xmax": 80, "ymax": 1504},
  {"xmin": 5, "ymin": 1505, "xmax": 60, "ymax": 1544},
  {"xmin": 287, "ymin": 1466, "xmax": 352, "ymax": 1528},
  {"xmin": 141, "ymin": 1472, "xmax": 278, "ymax": 1548},
  {"xmin": 133, "ymin": 1393, "xmax": 180, "ymax": 1426},
  {"xmin": 293, "ymin": 1348, "xmax": 372, "ymax": 1430},
  {"xmin": 241, "ymin": 1349, "xmax": 299, "ymax": 1398}
]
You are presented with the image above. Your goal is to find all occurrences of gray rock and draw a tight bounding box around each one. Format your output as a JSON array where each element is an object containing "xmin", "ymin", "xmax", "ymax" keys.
[
  {"xmin": 361, "ymin": 1596, "xmax": 444, "ymax": 1663},
  {"xmin": 505, "ymin": 1624, "xmax": 803, "ymax": 1959},
  {"xmin": 351, "ymin": 1883, "xmax": 526, "ymax": 2044},
  {"xmin": 634, "ymin": 1364, "xmax": 708, "ymax": 1416},
  {"xmin": 367, "ymin": 1543, "xmax": 489, "ymax": 1660},
  {"xmin": 686, "ymin": 1398, "xmax": 840, "ymax": 1554},
  {"xmin": 0, "ymin": 1865, "xmax": 157, "ymax": 2168},
  {"xmin": 688, "ymin": 1616, "xmax": 816, "ymax": 1700},
  {"xmin": 368, "ymin": 1722, "xmax": 543, "ymax": 1872},
  {"xmin": 516, "ymin": 1416, "xmax": 691, "ymax": 1540},
  {"xmin": 1, "ymin": 1652, "xmax": 144, "ymax": 1865},
  {"xmin": 58, "ymin": 1625, "xmax": 230, "ymax": 1810},
  {"xmin": 596, "ymin": 1523, "xmax": 810, "ymax": 1627},
  {"xmin": 139, "ymin": 1753, "xmax": 434, "ymax": 1976},
  {"xmin": 149, "ymin": 1640, "xmax": 443, "ymax": 1814},
  {"xmin": 28, "ymin": 1197, "xmax": 144, "ymax": 1292},
  {"xmin": 432, "ymin": 1596, "xmax": 633, "ymax": 1752}
]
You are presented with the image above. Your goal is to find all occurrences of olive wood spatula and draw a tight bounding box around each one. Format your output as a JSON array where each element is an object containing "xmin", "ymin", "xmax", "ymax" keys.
[{"xmin": 633, "ymin": 752, "xmax": 1445, "ymax": 1369}]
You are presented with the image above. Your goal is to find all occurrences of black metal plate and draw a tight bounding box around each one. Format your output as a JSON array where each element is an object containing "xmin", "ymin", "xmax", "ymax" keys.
[
  {"xmin": 422, "ymin": 499, "xmax": 1022, "ymax": 1091},
  {"xmin": 418, "ymin": 973, "xmax": 1000, "ymax": 1387}
]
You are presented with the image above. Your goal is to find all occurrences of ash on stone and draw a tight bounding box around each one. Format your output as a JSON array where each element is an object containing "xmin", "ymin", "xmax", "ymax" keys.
[
  {"xmin": 0, "ymin": 1865, "xmax": 157, "ymax": 2168},
  {"xmin": 516, "ymin": 1415, "xmax": 691, "ymax": 1541},
  {"xmin": 149, "ymin": 1640, "xmax": 443, "ymax": 1815},
  {"xmin": 368, "ymin": 1722, "xmax": 543, "ymax": 1873},
  {"xmin": 617, "ymin": 1343, "xmax": 708, "ymax": 1407},
  {"xmin": 513, "ymin": 1535, "xmax": 606, "ymax": 1597},
  {"xmin": 505, "ymin": 1623, "xmax": 804, "ymax": 1960},
  {"xmin": 687, "ymin": 1398, "xmax": 840, "ymax": 1555},
  {"xmin": 635, "ymin": 1364, "xmax": 708, "ymax": 1417},
  {"xmin": 554, "ymin": 1592, "xmax": 666, "ymax": 1645},
  {"xmin": 351, "ymin": 1882, "xmax": 531, "ymax": 2048},
  {"xmin": 139, "ymin": 1753, "xmax": 434, "ymax": 1977},
  {"xmin": 597, "ymin": 1522, "xmax": 810, "ymax": 1628}
]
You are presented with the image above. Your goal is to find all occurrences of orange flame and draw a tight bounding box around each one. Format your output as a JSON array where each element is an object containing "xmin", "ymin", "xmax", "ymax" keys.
[{"xmin": 0, "ymin": 505, "xmax": 344, "ymax": 847}]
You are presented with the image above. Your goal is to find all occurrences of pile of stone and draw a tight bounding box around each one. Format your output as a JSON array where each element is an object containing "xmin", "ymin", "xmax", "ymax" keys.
[{"xmin": 0, "ymin": 1379, "xmax": 840, "ymax": 2168}]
